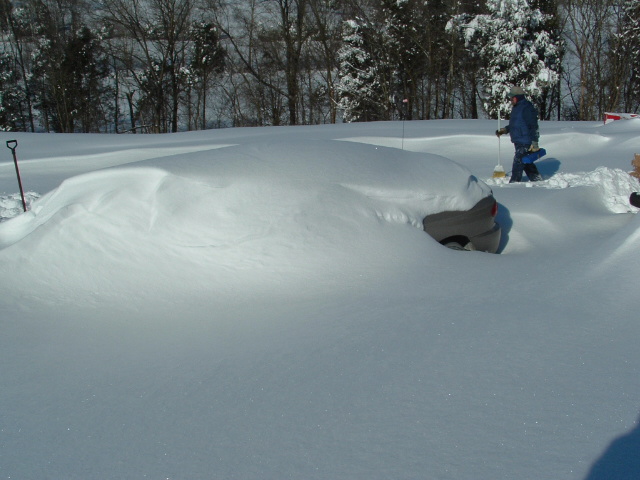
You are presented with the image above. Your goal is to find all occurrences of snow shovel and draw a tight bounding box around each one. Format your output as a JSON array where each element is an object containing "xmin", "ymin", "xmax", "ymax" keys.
[
  {"xmin": 493, "ymin": 112, "xmax": 506, "ymax": 178},
  {"xmin": 6, "ymin": 139, "xmax": 27, "ymax": 212}
]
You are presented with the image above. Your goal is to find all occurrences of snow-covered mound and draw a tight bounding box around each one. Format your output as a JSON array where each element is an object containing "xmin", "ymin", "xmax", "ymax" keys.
[
  {"xmin": 0, "ymin": 191, "xmax": 39, "ymax": 221},
  {"xmin": 0, "ymin": 138, "xmax": 494, "ymax": 299},
  {"xmin": 487, "ymin": 166, "xmax": 640, "ymax": 213}
]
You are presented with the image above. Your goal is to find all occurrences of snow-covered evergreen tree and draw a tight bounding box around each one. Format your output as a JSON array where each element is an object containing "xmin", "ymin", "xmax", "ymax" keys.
[
  {"xmin": 0, "ymin": 53, "xmax": 24, "ymax": 131},
  {"xmin": 448, "ymin": 0, "xmax": 561, "ymax": 119},
  {"xmin": 32, "ymin": 24, "xmax": 110, "ymax": 132},
  {"xmin": 336, "ymin": 18, "xmax": 390, "ymax": 123},
  {"xmin": 380, "ymin": 0, "xmax": 426, "ymax": 119}
]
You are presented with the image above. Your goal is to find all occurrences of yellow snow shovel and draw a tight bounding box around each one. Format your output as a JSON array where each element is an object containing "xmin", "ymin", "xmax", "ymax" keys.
[{"xmin": 493, "ymin": 112, "xmax": 506, "ymax": 178}]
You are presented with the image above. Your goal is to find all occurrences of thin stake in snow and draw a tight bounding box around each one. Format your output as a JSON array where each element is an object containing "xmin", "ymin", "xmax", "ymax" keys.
[
  {"xmin": 493, "ymin": 112, "xmax": 506, "ymax": 178},
  {"xmin": 6, "ymin": 140, "xmax": 27, "ymax": 212},
  {"xmin": 401, "ymin": 99, "xmax": 408, "ymax": 151}
]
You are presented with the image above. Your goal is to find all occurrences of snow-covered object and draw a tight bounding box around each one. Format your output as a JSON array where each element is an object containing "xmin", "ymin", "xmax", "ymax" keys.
[
  {"xmin": 604, "ymin": 112, "xmax": 640, "ymax": 124},
  {"xmin": 0, "ymin": 139, "xmax": 490, "ymax": 251}
]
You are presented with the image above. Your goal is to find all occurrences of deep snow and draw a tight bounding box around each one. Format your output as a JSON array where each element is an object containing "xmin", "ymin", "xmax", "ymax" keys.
[{"xmin": 1, "ymin": 119, "xmax": 639, "ymax": 480}]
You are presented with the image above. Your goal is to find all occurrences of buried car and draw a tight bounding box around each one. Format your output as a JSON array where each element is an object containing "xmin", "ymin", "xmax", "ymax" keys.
[
  {"xmin": 423, "ymin": 194, "xmax": 501, "ymax": 252},
  {"xmin": 174, "ymin": 138, "xmax": 503, "ymax": 254},
  {"xmin": 330, "ymin": 140, "xmax": 501, "ymax": 253},
  {"xmin": 193, "ymin": 138, "xmax": 502, "ymax": 254},
  {"xmin": 12, "ymin": 138, "xmax": 500, "ymax": 263}
]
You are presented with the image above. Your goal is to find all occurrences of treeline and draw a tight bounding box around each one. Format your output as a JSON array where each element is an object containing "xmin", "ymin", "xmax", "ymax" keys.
[{"xmin": 0, "ymin": 0, "xmax": 638, "ymax": 133}]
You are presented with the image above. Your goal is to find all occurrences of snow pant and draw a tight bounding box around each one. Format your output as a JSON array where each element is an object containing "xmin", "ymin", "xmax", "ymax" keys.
[{"xmin": 510, "ymin": 144, "xmax": 542, "ymax": 183}]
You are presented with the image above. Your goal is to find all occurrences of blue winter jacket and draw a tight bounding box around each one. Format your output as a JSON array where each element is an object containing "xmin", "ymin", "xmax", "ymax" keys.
[{"xmin": 505, "ymin": 95, "xmax": 539, "ymax": 146}]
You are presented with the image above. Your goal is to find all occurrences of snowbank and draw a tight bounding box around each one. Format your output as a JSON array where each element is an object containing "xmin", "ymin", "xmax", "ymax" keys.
[
  {"xmin": 487, "ymin": 166, "xmax": 640, "ymax": 213},
  {"xmin": 0, "ymin": 191, "xmax": 39, "ymax": 221}
]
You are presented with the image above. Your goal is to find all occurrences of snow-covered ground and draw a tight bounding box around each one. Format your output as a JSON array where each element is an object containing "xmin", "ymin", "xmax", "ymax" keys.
[{"xmin": 1, "ymin": 119, "xmax": 639, "ymax": 480}]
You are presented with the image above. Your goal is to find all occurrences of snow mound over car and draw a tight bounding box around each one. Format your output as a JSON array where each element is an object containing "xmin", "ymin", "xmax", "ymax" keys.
[{"xmin": 0, "ymin": 139, "xmax": 491, "ymax": 296}]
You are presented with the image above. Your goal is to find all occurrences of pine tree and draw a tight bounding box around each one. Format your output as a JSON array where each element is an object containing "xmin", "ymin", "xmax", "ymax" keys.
[
  {"xmin": 0, "ymin": 53, "xmax": 24, "ymax": 131},
  {"xmin": 28, "ymin": 1, "xmax": 111, "ymax": 133},
  {"xmin": 449, "ymin": 0, "xmax": 561, "ymax": 119},
  {"xmin": 380, "ymin": 0, "xmax": 426, "ymax": 120},
  {"xmin": 336, "ymin": 18, "xmax": 391, "ymax": 122},
  {"xmin": 187, "ymin": 22, "xmax": 225, "ymax": 130},
  {"xmin": 529, "ymin": 0, "xmax": 563, "ymax": 119},
  {"xmin": 32, "ymin": 25, "xmax": 110, "ymax": 132}
]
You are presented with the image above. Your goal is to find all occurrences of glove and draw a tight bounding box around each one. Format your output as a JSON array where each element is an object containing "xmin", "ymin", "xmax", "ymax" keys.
[
  {"xmin": 495, "ymin": 128, "xmax": 507, "ymax": 137},
  {"xmin": 528, "ymin": 141, "xmax": 539, "ymax": 152}
]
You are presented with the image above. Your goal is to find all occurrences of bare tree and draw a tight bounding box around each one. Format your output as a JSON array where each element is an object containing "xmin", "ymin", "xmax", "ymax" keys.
[
  {"xmin": 306, "ymin": 0, "xmax": 343, "ymax": 123},
  {"xmin": 100, "ymin": 0, "xmax": 195, "ymax": 132},
  {"xmin": 560, "ymin": 0, "xmax": 618, "ymax": 120},
  {"xmin": 607, "ymin": 0, "xmax": 640, "ymax": 113},
  {"xmin": 211, "ymin": 0, "xmax": 313, "ymax": 125}
]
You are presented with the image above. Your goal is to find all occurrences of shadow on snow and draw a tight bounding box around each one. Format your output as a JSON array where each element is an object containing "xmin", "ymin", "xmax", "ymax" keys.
[
  {"xmin": 495, "ymin": 202, "xmax": 512, "ymax": 253},
  {"xmin": 537, "ymin": 157, "xmax": 561, "ymax": 179},
  {"xmin": 584, "ymin": 415, "xmax": 640, "ymax": 480}
]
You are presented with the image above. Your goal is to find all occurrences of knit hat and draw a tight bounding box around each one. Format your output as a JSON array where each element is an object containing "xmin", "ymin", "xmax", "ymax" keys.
[{"xmin": 508, "ymin": 86, "xmax": 526, "ymax": 97}]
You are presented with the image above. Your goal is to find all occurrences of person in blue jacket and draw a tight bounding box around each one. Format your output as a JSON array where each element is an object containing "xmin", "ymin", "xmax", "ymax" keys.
[{"xmin": 495, "ymin": 86, "xmax": 543, "ymax": 183}]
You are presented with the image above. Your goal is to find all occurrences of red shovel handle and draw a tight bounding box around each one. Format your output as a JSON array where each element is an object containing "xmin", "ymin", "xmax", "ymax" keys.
[{"xmin": 6, "ymin": 139, "xmax": 27, "ymax": 212}]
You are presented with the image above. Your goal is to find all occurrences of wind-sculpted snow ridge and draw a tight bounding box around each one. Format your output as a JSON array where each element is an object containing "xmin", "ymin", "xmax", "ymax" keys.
[
  {"xmin": 0, "ymin": 168, "xmax": 169, "ymax": 250},
  {"xmin": 487, "ymin": 166, "xmax": 640, "ymax": 213}
]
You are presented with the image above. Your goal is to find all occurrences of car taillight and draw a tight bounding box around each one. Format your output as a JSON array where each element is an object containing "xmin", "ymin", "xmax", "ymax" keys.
[{"xmin": 491, "ymin": 200, "xmax": 498, "ymax": 217}]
